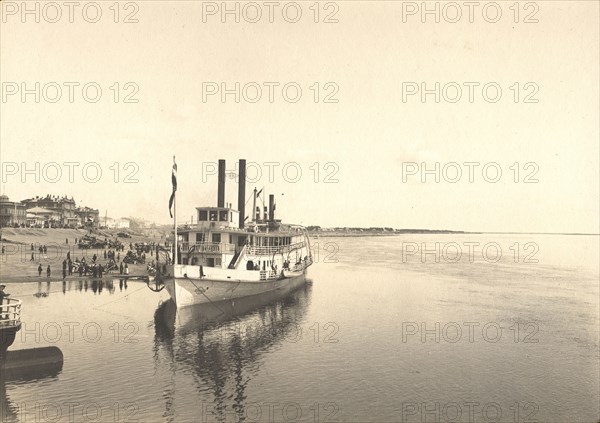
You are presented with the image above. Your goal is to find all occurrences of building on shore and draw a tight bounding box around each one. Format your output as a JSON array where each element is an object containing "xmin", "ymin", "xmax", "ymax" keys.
[
  {"xmin": 22, "ymin": 195, "xmax": 77, "ymax": 227},
  {"xmin": 25, "ymin": 207, "xmax": 53, "ymax": 227},
  {"xmin": 20, "ymin": 195, "xmax": 99, "ymax": 228},
  {"xmin": 0, "ymin": 195, "xmax": 27, "ymax": 227},
  {"xmin": 75, "ymin": 206, "xmax": 100, "ymax": 229},
  {"xmin": 103, "ymin": 217, "xmax": 131, "ymax": 229}
]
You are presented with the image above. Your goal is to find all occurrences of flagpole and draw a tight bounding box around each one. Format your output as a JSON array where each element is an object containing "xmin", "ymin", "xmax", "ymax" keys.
[
  {"xmin": 173, "ymin": 156, "xmax": 177, "ymax": 266},
  {"xmin": 252, "ymin": 187, "xmax": 257, "ymax": 223}
]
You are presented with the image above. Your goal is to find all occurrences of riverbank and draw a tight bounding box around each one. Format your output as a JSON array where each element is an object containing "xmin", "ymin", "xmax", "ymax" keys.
[{"xmin": 0, "ymin": 228, "xmax": 156, "ymax": 283}]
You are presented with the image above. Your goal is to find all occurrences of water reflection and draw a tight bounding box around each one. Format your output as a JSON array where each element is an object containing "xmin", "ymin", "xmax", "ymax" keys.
[
  {"xmin": 153, "ymin": 281, "xmax": 313, "ymax": 422},
  {"xmin": 28, "ymin": 279, "xmax": 128, "ymax": 298},
  {"xmin": 1, "ymin": 347, "xmax": 64, "ymax": 423}
]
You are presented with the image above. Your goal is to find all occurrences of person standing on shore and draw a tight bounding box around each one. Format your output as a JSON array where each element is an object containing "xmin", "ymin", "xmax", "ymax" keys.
[
  {"xmin": 38, "ymin": 264, "xmax": 42, "ymax": 276},
  {"xmin": 47, "ymin": 265, "xmax": 51, "ymax": 278},
  {"xmin": 31, "ymin": 252, "xmax": 34, "ymax": 261},
  {"xmin": 119, "ymin": 262, "xmax": 124, "ymax": 274},
  {"xmin": 124, "ymin": 263, "xmax": 129, "ymax": 275}
]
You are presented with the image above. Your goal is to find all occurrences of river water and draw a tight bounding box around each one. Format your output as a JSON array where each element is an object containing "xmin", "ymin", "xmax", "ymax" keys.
[{"xmin": 1, "ymin": 234, "xmax": 598, "ymax": 422}]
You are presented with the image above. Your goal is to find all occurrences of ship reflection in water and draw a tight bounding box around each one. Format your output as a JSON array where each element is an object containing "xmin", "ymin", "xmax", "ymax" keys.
[
  {"xmin": 1, "ymin": 347, "xmax": 64, "ymax": 423},
  {"xmin": 153, "ymin": 281, "xmax": 313, "ymax": 422}
]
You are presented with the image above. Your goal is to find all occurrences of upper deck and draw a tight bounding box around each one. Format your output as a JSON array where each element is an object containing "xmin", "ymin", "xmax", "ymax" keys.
[
  {"xmin": 193, "ymin": 206, "xmax": 240, "ymax": 230},
  {"xmin": 171, "ymin": 159, "xmax": 311, "ymax": 269}
]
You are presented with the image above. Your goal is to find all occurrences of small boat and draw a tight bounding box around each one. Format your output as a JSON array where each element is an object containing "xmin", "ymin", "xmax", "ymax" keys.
[
  {"xmin": 282, "ymin": 269, "xmax": 304, "ymax": 278},
  {"xmin": 160, "ymin": 159, "xmax": 313, "ymax": 308}
]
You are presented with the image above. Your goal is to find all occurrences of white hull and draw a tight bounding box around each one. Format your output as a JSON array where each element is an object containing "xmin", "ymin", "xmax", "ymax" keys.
[{"xmin": 165, "ymin": 268, "xmax": 307, "ymax": 307}]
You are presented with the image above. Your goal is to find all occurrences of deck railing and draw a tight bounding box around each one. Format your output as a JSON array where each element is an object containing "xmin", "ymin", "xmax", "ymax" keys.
[
  {"xmin": 180, "ymin": 242, "xmax": 236, "ymax": 254},
  {"xmin": 246, "ymin": 241, "xmax": 306, "ymax": 256},
  {"xmin": 0, "ymin": 298, "xmax": 22, "ymax": 328}
]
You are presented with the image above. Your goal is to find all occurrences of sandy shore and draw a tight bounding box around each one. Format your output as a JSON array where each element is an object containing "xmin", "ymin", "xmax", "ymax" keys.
[{"xmin": 0, "ymin": 228, "xmax": 156, "ymax": 283}]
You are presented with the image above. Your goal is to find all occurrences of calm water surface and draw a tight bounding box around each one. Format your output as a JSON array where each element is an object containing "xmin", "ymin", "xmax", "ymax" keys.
[{"xmin": 1, "ymin": 234, "xmax": 598, "ymax": 422}]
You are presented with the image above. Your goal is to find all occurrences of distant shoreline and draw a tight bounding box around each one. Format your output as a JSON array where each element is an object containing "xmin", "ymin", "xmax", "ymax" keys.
[
  {"xmin": 308, "ymin": 231, "xmax": 600, "ymax": 237},
  {"xmin": 307, "ymin": 231, "xmax": 470, "ymax": 237}
]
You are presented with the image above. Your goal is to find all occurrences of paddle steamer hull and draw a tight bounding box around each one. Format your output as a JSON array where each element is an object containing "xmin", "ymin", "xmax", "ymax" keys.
[{"xmin": 165, "ymin": 266, "xmax": 307, "ymax": 307}]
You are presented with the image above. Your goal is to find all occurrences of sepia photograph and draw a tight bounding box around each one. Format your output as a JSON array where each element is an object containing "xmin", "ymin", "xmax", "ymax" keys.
[{"xmin": 0, "ymin": 1, "xmax": 599, "ymax": 422}]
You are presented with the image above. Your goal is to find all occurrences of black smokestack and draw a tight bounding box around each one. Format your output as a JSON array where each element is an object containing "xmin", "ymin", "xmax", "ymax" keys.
[
  {"xmin": 269, "ymin": 194, "xmax": 275, "ymax": 221},
  {"xmin": 217, "ymin": 159, "xmax": 225, "ymax": 208},
  {"xmin": 238, "ymin": 159, "xmax": 246, "ymax": 228}
]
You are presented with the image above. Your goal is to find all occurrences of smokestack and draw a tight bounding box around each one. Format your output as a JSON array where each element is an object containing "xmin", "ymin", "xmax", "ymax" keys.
[
  {"xmin": 269, "ymin": 194, "xmax": 275, "ymax": 221},
  {"xmin": 217, "ymin": 159, "xmax": 226, "ymax": 208},
  {"xmin": 238, "ymin": 159, "xmax": 246, "ymax": 228}
]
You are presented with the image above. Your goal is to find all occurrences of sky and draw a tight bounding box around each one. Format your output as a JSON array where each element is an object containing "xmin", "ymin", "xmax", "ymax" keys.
[{"xmin": 1, "ymin": 1, "xmax": 598, "ymax": 233}]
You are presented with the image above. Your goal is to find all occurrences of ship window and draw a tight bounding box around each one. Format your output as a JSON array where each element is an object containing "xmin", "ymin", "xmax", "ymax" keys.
[
  {"xmin": 209, "ymin": 211, "xmax": 218, "ymax": 221},
  {"xmin": 199, "ymin": 210, "xmax": 208, "ymax": 221},
  {"xmin": 219, "ymin": 211, "xmax": 228, "ymax": 221}
]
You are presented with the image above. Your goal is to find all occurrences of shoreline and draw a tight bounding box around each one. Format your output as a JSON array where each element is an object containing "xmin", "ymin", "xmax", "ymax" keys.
[
  {"xmin": 0, "ymin": 228, "xmax": 156, "ymax": 284},
  {"xmin": 308, "ymin": 231, "xmax": 599, "ymax": 237},
  {"xmin": 0, "ymin": 274, "xmax": 150, "ymax": 284}
]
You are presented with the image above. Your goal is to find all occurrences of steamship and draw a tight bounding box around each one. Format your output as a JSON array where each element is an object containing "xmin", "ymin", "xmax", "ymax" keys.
[{"xmin": 162, "ymin": 159, "xmax": 313, "ymax": 307}]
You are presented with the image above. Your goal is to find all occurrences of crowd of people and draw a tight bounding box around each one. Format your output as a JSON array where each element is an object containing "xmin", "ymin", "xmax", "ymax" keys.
[
  {"xmin": 28, "ymin": 237, "xmax": 160, "ymax": 280},
  {"xmin": 0, "ymin": 235, "xmax": 163, "ymax": 281}
]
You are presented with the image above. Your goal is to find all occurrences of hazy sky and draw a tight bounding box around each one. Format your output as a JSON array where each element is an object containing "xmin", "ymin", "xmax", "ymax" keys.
[{"xmin": 1, "ymin": 1, "xmax": 598, "ymax": 233}]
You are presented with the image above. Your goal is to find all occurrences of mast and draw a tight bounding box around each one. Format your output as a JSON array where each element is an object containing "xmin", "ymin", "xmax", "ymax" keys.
[
  {"xmin": 172, "ymin": 155, "xmax": 178, "ymax": 265},
  {"xmin": 252, "ymin": 187, "xmax": 257, "ymax": 223}
]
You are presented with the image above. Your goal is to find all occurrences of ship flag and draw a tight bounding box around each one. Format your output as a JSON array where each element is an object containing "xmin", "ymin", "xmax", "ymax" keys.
[{"xmin": 169, "ymin": 157, "xmax": 177, "ymax": 218}]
